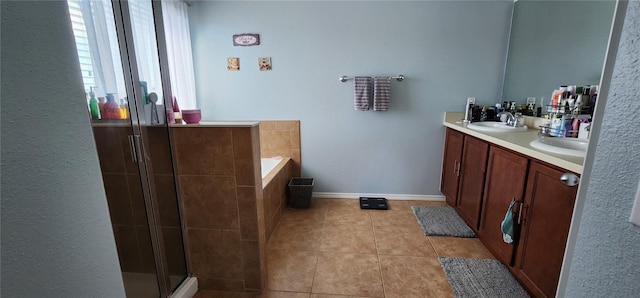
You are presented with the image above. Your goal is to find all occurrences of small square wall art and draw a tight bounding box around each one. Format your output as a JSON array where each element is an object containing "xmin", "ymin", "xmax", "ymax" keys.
[
  {"xmin": 258, "ymin": 57, "xmax": 272, "ymax": 71},
  {"xmin": 227, "ymin": 57, "xmax": 240, "ymax": 71}
]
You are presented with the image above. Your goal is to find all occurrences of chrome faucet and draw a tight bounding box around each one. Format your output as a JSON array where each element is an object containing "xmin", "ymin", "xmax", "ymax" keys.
[{"xmin": 497, "ymin": 111, "xmax": 524, "ymax": 127}]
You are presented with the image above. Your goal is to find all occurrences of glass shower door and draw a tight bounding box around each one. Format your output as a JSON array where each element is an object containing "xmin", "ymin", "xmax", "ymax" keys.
[
  {"xmin": 67, "ymin": 0, "xmax": 187, "ymax": 296},
  {"xmin": 117, "ymin": 0, "xmax": 188, "ymax": 293}
]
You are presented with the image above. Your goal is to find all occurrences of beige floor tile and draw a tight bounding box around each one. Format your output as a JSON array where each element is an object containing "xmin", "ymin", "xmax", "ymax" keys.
[
  {"xmin": 193, "ymin": 290, "xmax": 251, "ymax": 298},
  {"xmin": 327, "ymin": 200, "xmax": 362, "ymax": 213},
  {"xmin": 320, "ymin": 225, "xmax": 376, "ymax": 254},
  {"xmin": 379, "ymin": 255, "xmax": 454, "ymax": 298},
  {"xmin": 279, "ymin": 207, "xmax": 327, "ymax": 226},
  {"xmin": 400, "ymin": 200, "xmax": 448, "ymax": 207},
  {"xmin": 268, "ymin": 223, "xmax": 323, "ymax": 251},
  {"xmin": 325, "ymin": 209, "xmax": 372, "ymax": 227},
  {"xmin": 374, "ymin": 226, "xmax": 437, "ymax": 257},
  {"xmin": 370, "ymin": 210, "xmax": 418, "ymax": 228},
  {"xmin": 310, "ymin": 294, "xmax": 374, "ymax": 298},
  {"xmin": 261, "ymin": 291, "xmax": 311, "ymax": 298},
  {"xmin": 428, "ymin": 236, "xmax": 495, "ymax": 259},
  {"xmin": 308, "ymin": 198, "xmax": 335, "ymax": 209},
  {"xmin": 266, "ymin": 250, "xmax": 318, "ymax": 292},
  {"xmin": 312, "ymin": 252, "xmax": 384, "ymax": 297}
]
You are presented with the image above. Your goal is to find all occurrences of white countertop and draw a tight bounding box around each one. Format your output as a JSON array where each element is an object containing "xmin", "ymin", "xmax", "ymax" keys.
[{"xmin": 443, "ymin": 112, "xmax": 584, "ymax": 174}]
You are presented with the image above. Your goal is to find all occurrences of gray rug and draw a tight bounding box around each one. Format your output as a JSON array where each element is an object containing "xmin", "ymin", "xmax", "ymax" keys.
[
  {"xmin": 439, "ymin": 257, "xmax": 530, "ymax": 298},
  {"xmin": 411, "ymin": 206, "xmax": 476, "ymax": 237}
]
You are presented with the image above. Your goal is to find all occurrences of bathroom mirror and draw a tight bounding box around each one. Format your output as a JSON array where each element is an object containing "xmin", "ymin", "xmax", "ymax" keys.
[{"xmin": 501, "ymin": 0, "xmax": 616, "ymax": 105}]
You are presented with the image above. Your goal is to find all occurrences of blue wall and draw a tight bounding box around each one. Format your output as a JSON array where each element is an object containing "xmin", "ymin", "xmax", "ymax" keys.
[{"xmin": 189, "ymin": 1, "xmax": 513, "ymax": 195}]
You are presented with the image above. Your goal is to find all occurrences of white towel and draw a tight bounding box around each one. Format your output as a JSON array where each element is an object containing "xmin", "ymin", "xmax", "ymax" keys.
[
  {"xmin": 373, "ymin": 77, "xmax": 391, "ymax": 111},
  {"xmin": 354, "ymin": 76, "xmax": 372, "ymax": 111}
]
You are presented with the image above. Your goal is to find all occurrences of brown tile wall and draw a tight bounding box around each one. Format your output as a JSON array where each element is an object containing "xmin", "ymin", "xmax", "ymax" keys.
[
  {"xmin": 93, "ymin": 126, "xmax": 157, "ymax": 274},
  {"xmin": 259, "ymin": 121, "xmax": 301, "ymax": 177},
  {"xmin": 172, "ymin": 126, "xmax": 266, "ymax": 292}
]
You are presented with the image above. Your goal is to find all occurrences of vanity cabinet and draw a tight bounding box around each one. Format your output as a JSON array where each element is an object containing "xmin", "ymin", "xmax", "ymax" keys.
[
  {"xmin": 513, "ymin": 161, "xmax": 578, "ymax": 298},
  {"xmin": 441, "ymin": 128, "xmax": 464, "ymax": 206},
  {"xmin": 441, "ymin": 128, "xmax": 489, "ymax": 229},
  {"xmin": 456, "ymin": 136, "xmax": 489, "ymax": 230},
  {"xmin": 477, "ymin": 146, "xmax": 529, "ymax": 265}
]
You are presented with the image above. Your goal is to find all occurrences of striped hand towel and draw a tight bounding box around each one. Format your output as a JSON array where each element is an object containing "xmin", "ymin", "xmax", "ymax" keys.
[
  {"xmin": 354, "ymin": 76, "xmax": 372, "ymax": 111},
  {"xmin": 373, "ymin": 77, "xmax": 391, "ymax": 111}
]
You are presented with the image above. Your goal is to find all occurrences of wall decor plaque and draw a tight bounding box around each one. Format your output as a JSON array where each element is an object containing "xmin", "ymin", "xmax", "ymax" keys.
[{"xmin": 233, "ymin": 34, "xmax": 260, "ymax": 46}]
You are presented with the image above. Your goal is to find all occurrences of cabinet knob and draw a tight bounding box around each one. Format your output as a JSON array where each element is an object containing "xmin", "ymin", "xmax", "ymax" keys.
[{"xmin": 560, "ymin": 173, "xmax": 580, "ymax": 187}]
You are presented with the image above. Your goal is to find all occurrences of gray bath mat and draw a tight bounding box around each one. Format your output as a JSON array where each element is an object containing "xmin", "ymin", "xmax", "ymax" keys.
[
  {"xmin": 411, "ymin": 206, "xmax": 476, "ymax": 237},
  {"xmin": 438, "ymin": 257, "xmax": 530, "ymax": 298}
]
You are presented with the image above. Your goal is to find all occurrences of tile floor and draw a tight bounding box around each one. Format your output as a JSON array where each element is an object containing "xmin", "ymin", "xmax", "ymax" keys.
[{"xmin": 194, "ymin": 198, "xmax": 495, "ymax": 298}]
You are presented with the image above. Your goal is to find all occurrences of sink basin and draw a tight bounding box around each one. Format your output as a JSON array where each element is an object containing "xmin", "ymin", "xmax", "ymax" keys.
[
  {"xmin": 530, "ymin": 137, "xmax": 588, "ymax": 157},
  {"xmin": 467, "ymin": 122, "xmax": 528, "ymax": 133}
]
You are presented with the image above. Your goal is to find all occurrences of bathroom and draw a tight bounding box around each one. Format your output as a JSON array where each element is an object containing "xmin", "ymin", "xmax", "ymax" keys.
[{"xmin": 2, "ymin": 1, "xmax": 640, "ymax": 298}]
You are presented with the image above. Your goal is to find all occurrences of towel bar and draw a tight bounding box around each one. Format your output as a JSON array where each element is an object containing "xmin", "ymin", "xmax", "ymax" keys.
[{"xmin": 339, "ymin": 75, "xmax": 405, "ymax": 82}]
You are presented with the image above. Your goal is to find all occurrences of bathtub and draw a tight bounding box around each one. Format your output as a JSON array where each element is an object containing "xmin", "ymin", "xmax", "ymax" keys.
[
  {"xmin": 260, "ymin": 156, "xmax": 292, "ymax": 242},
  {"xmin": 261, "ymin": 157, "xmax": 284, "ymax": 179}
]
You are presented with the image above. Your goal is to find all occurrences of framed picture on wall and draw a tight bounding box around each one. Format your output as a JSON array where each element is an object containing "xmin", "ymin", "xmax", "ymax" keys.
[
  {"xmin": 258, "ymin": 57, "xmax": 272, "ymax": 71},
  {"xmin": 227, "ymin": 57, "xmax": 239, "ymax": 71}
]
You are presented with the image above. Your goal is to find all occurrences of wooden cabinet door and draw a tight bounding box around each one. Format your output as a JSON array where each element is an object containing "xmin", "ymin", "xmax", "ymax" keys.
[
  {"xmin": 441, "ymin": 128, "xmax": 464, "ymax": 207},
  {"xmin": 456, "ymin": 136, "xmax": 489, "ymax": 230},
  {"xmin": 478, "ymin": 146, "xmax": 528, "ymax": 265},
  {"xmin": 513, "ymin": 161, "xmax": 578, "ymax": 298}
]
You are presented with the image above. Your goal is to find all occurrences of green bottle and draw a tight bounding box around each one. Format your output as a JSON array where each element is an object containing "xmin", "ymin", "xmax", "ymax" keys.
[{"xmin": 89, "ymin": 87, "xmax": 100, "ymax": 120}]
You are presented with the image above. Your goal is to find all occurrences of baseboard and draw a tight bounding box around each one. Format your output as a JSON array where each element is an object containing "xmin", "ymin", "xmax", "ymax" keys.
[
  {"xmin": 170, "ymin": 276, "xmax": 198, "ymax": 298},
  {"xmin": 312, "ymin": 192, "xmax": 445, "ymax": 201}
]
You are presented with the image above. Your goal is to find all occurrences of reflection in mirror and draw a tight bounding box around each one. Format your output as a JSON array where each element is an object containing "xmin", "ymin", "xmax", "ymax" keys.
[{"xmin": 502, "ymin": 0, "xmax": 615, "ymax": 105}]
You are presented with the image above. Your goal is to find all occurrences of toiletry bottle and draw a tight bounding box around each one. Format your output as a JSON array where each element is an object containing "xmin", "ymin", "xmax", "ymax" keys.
[
  {"xmin": 119, "ymin": 98, "xmax": 128, "ymax": 119},
  {"xmin": 589, "ymin": 85, "xmax": 598, "ymax": 115},
  {"xmin": 98, "ymin": 96, "xmax": 106, "ymax": 118},
  {"xmin": 563, "ymin": 116, "xmax": 573, "ymax": 137},
  {"xmin": 481, "ymin": 105, "xmax": 487, "ymax": 121},
  {"xmin": 88, "ymin": 88, "xmax": 99, "ymax": 120},
  {"xmin": 551, "ymin": 90, "xmax": 561, "ymax": 114},
  {"xmin": 140, "ymin": 81, "xmax": 148, "ymax": 104},
  {"xmin": 550, "ymin": 114, "xmax": 563, "ymax": 137},
  {"xmin": 104, "ymin": 93, "xmax": 119, "ymax": 119}
]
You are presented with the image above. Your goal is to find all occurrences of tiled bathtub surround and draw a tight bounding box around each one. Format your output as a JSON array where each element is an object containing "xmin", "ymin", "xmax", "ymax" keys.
[
  {"xmin": 262, "ymin": 158, "xmax": 292, "ymax": 242},
  {"xmin": 259, "ymin": 120, "xmax": 301, "ymax": 177},
  {"xmin": 172, "ymin": 125, "xmax": 266, "ymax": 292}
]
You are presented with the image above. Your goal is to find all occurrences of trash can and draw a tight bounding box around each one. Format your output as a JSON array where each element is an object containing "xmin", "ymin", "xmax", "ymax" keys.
[{"xmin": 288, "ymin": 178, "xmax": 314, "ymax": 208}]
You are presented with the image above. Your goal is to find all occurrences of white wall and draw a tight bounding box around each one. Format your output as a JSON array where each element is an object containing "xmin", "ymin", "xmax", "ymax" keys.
[
  {"xmin": 562, "ymin": 1, "xmax": 640, "ymax": 296},
  {"xmin": 188, "ymin": 0, "xmax": 513, "ymax": 195},
  {"xmin": 0, "ymin": 1, "xmax": 125, "ymax": 296}
]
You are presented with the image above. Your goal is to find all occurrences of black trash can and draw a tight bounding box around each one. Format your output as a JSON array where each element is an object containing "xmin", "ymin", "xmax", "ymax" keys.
[{"xmin": 288, "ymin": 178, "xmax": 314, "ymax": 208}]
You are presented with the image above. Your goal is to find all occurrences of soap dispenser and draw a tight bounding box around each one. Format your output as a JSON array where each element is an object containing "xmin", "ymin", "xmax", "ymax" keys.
[{"xmin": 463, "ymin": 97, "xmax": 475, "ymax": 123}]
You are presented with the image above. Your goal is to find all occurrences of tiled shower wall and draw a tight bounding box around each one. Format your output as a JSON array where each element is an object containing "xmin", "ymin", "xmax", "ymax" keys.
[
  {"xmin": 92, "ymin": 125, "xmax": 186, "ymax": 276},
  {"xmin": 259, "ymin": 120, "xmax": 301, "ymax": 177},
  {"xmin": 171, "ymin": 125, "xmax": 266, "ymax": 292}
]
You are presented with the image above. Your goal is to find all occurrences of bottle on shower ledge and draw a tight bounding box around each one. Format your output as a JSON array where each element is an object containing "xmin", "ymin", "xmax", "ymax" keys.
[{"xmin": 88, "ymin": 87, "xmax": 99, "ymax": 120}]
